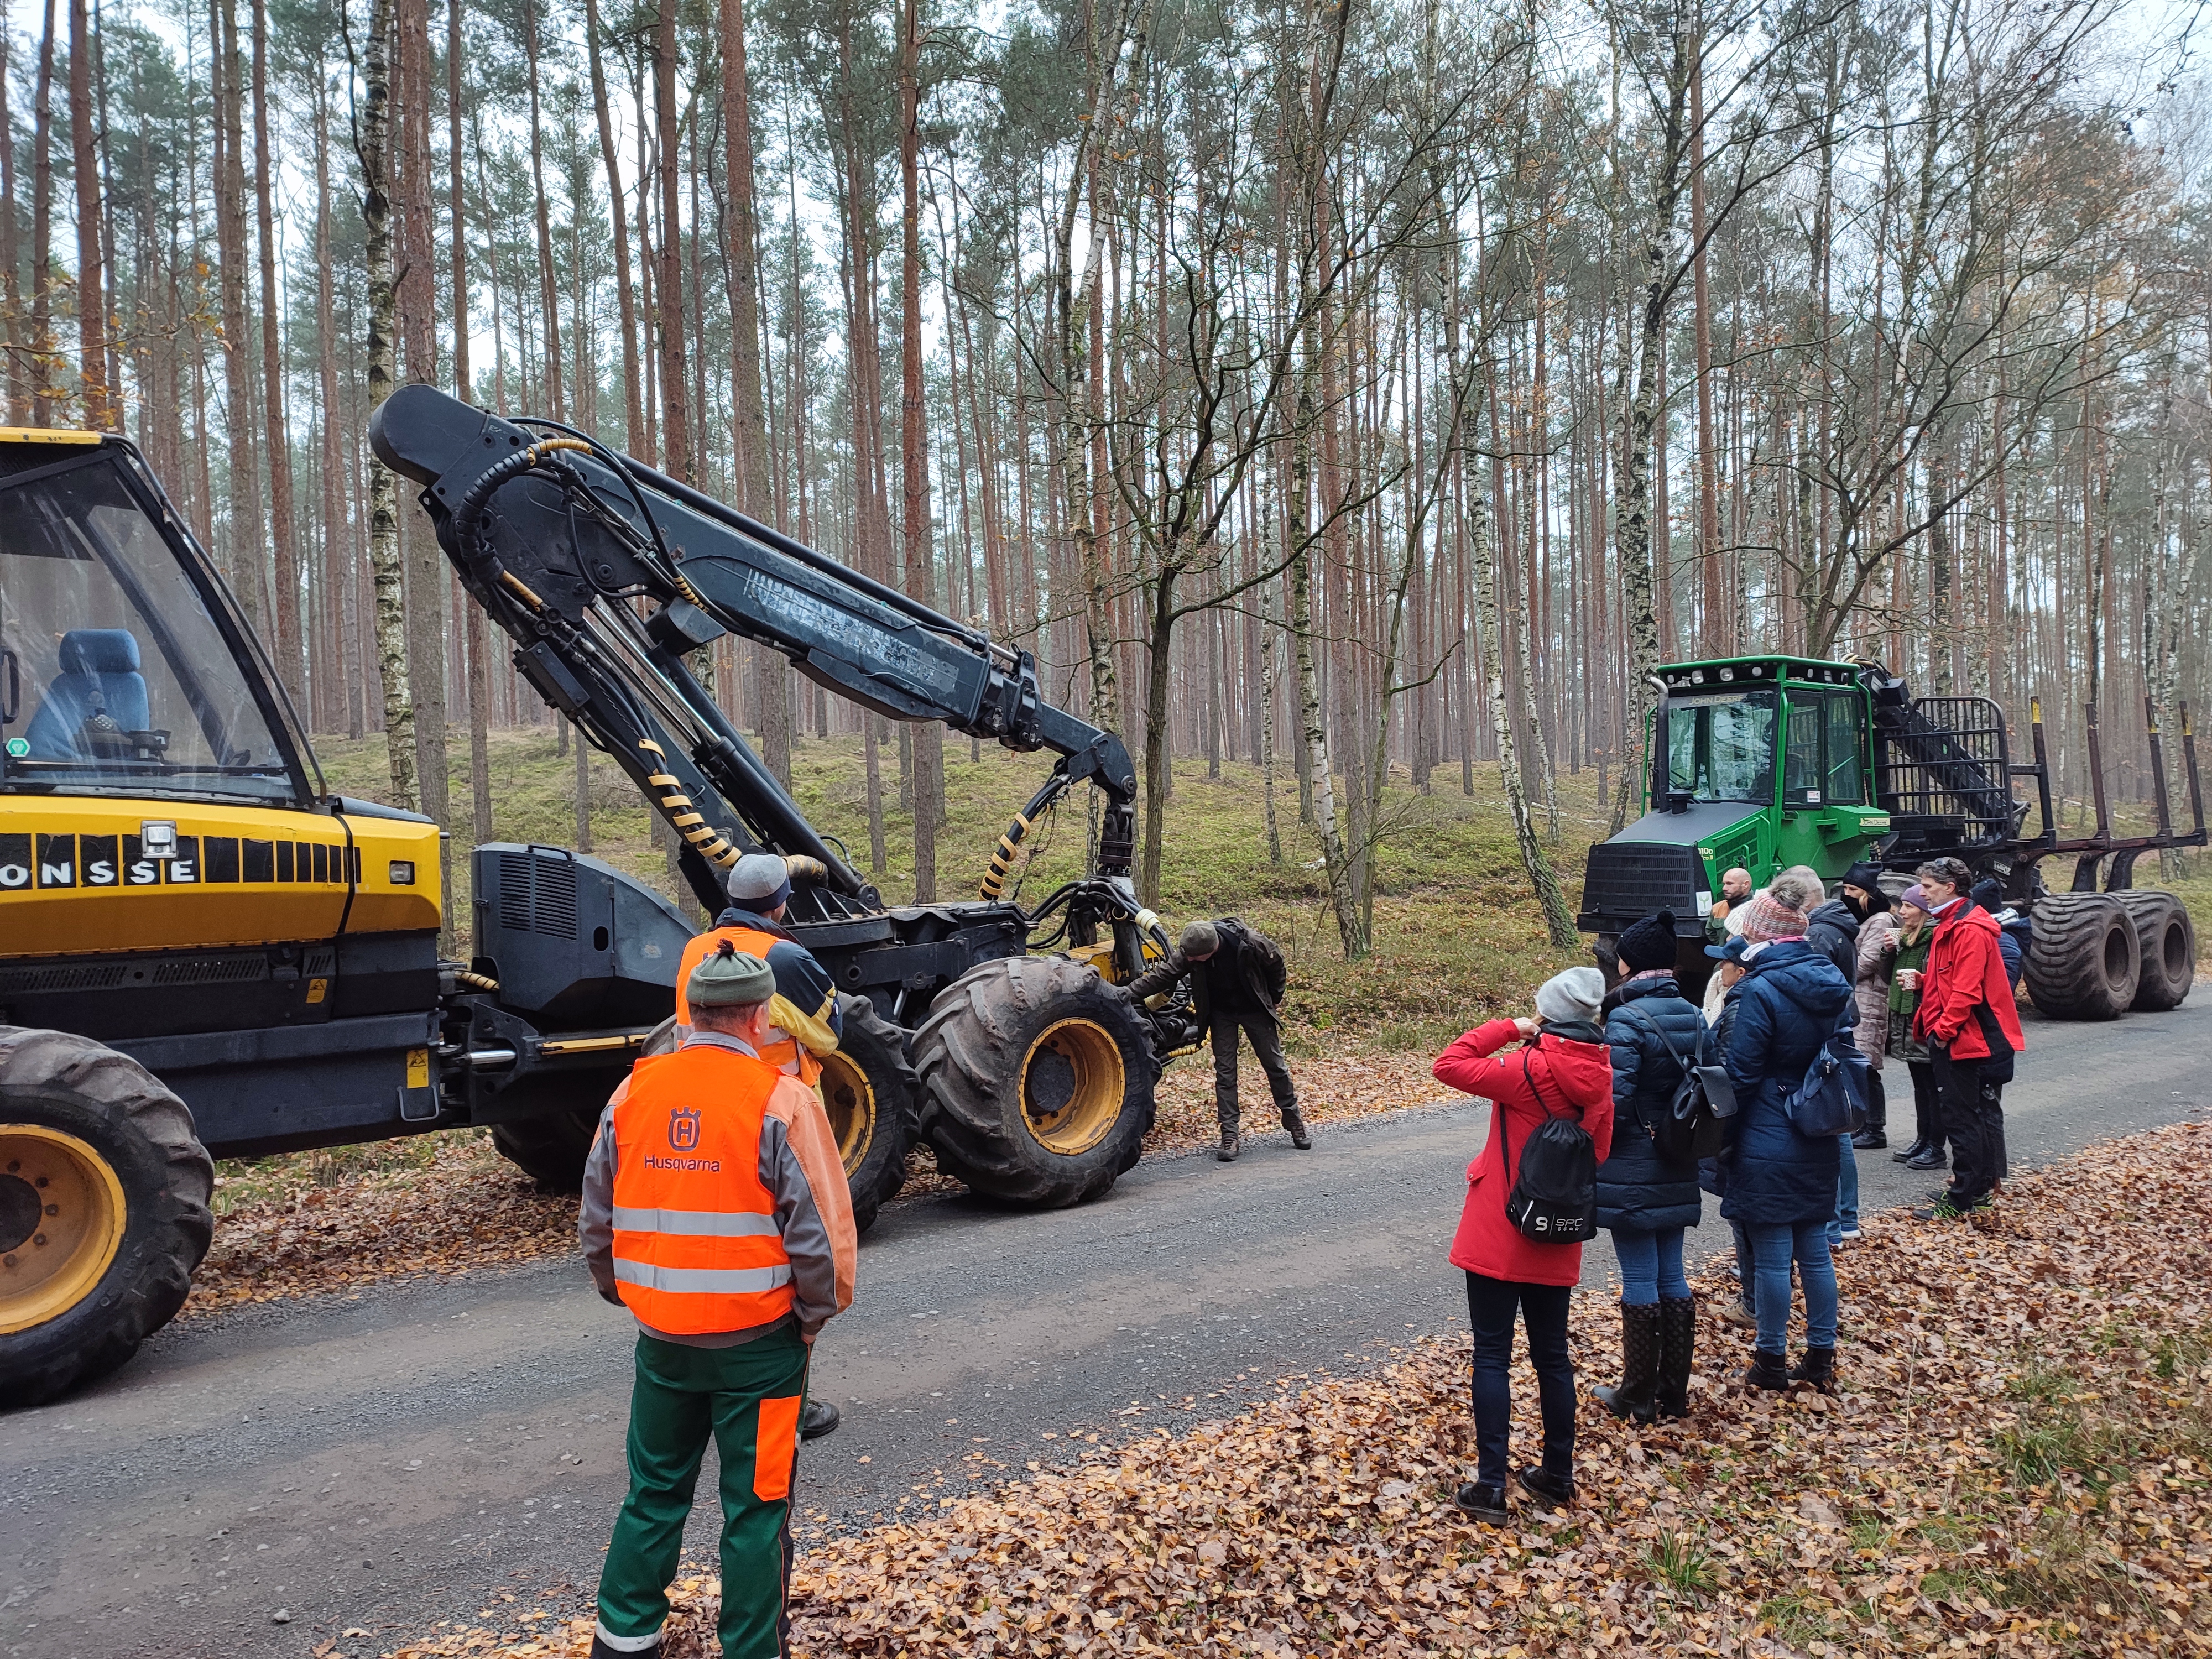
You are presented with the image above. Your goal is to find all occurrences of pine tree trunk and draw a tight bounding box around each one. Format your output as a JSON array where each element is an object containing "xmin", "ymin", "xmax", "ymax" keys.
[
  {"xmin": 584, "ymin": 0, "xmax": 644, "ymax": 450},
  {"xmin": 653, "ymin": 0, "xmax": 691, "ymax": 481},
  {"xmin": 29, "ymin": 0, "xmax": 54, "ymax": 425},
  {"xmin": 898, "ymin": 0, "xmax": 938, "ymax": 901},
  {"xmin": 67, "ymin": 0, "xmax": 105, "ymax": 427},
  {"xmin": 1260, "ymin": 579, "xmax": 1282, "ymax": 863},
  {"xmin": 359, "ymin": 0, "xmax": 415, "ymax": 808},
  {"xmin": 0, "ymin": 8, "xmax": 19, "ymax": 427}
]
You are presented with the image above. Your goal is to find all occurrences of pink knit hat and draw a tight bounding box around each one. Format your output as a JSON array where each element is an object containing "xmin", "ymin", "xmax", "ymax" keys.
[{"xmin": 1738, "ymin": 891, "xmax": 1809, "ymax": 942}]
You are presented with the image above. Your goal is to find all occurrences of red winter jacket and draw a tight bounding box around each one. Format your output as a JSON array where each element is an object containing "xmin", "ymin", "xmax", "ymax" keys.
[
  {"xmin": 1913, "ymin": 900, "xmax": 2027, "ymax": 1062},
  {"xmin": 1436, "ymin": 1019, "xmax": 1615, "ymax": 1288}
]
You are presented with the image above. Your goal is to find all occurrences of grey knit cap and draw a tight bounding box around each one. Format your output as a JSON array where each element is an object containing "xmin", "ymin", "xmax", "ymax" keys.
[
  {"xmin": 1178, "ymin": 919, "xmax": 1220, "ymax": 958},
  {"xmin": 727, "ymin": 852, "xmax": 792, "ymax": 911},
  {"xmin": 687, "ymin": 941, "xmax": 776, "ymax": 1008},
  {"xmin": 1534, "ymin": 966, "xmax": 1606, "ymax": 1026}
]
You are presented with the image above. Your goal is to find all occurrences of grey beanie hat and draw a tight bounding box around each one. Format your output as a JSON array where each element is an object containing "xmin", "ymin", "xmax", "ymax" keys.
[
  {"xmin": 727, "ymin": 851, "xmax": 792, "ymax": 911},
  {"xmin": 1178, "ymin": 919, "xmax": 1220, "ymax": 958},
  {"xmin": 687, "ymin": 940, "xmax": 776, "ymax": 1008},
  {"xmin": 1533, "ymin": 966, "xmax": 1607, "ymax": 1026}
]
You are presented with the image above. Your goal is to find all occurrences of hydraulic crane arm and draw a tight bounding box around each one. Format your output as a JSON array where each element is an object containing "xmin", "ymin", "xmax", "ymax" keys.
[{"xmin": 369, "ymin": 386, "xmax": 1138, "ymax": 919}]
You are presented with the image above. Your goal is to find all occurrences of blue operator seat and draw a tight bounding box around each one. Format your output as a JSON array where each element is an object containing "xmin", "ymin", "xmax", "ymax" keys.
[{"xmin": 23, "ymin": 628, "xmax": 150, "ymax": 759}]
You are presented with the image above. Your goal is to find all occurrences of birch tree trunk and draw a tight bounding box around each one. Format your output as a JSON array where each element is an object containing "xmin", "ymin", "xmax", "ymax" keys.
[
  {"xmin": 252, "ymin": 0, "xmax": 301, "ymax": 706},
  {"xmin": 358, "ymin": 0, "xmax": 415, "ymax": 809}
]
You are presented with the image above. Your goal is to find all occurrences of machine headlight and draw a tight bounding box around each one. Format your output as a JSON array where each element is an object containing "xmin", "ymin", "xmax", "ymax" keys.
[{"xmin": 389, "ymin": 860, "xmax": 417, "ymax": 885}]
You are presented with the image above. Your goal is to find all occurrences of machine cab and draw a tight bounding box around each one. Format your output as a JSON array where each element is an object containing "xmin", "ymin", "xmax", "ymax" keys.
[{"xmin": 0, "ymin": 435, "xmax": 314, "ymax": 806}]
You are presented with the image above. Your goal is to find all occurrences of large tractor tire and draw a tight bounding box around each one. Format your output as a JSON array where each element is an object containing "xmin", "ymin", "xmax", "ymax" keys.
[
  {"xmin": 2025, "ymin": 893, "xmax": 2141, "ymax": 1020},
  {"xmin": 0, "ymin": 1027, "xmax": 213, "ymax": 1408},
  {"xmin": 490, "ymin": 1104, "xmax": 602, "ymax": 1193},
  {"xmin": 913, "ymin": 955, "xmax": 1159, "ymax": 1208},
  {"xmin": 2114, "ymin": 890, "xmax": 2195, "ymax": 1013},
  {"xmin": 820, "ymin": 994, "xmax": 917, "ymax": 1235}
]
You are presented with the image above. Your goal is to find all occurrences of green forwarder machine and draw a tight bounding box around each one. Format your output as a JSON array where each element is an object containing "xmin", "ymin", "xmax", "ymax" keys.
[{"xmin": 1577, "ymin": 656, "xmax": 2203, "ymax": 1018}]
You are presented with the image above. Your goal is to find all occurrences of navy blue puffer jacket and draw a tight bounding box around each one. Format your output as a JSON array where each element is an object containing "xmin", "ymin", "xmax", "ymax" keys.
[
  {"xmin": 1719, "ymin": 941, "xmax": 1853, "ymax": 1226},
  {"xmin": 1596, "ymin": 974, "xmax": 1710, "ymax": 1232}
]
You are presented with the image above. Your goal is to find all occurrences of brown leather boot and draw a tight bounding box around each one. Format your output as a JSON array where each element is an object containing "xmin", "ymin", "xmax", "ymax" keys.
[
  {"xmin": 1282, "ymin": 1106, "xmax": 1312, "ymax": 1149},
  {"xmin": 1217, "ymin": 1124, "xmax": 1241, "ymax": 1161}
]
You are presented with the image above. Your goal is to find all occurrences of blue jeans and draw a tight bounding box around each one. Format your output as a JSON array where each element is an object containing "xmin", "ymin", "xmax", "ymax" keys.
[
  {"xmin": 1748, "ymin": 1222, "xmax": 1837, "ymax": 1355},
  {"xmin": 1828, "ymin": 1134, "xmax": 1859, "ymax": 1244},
  {"xmin": 1609, "ymin": 1225, "xmax": 1690, "ymax": 1305}
]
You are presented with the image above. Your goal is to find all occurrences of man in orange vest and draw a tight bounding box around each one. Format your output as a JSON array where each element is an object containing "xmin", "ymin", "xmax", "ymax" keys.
[
  {"xmin": 674, "ymin": 853, "xmax": 842, "ymax": 1086},
  {"xmin": 580, "ymin": 942, "xmax": 857, "ymax": 1659}
]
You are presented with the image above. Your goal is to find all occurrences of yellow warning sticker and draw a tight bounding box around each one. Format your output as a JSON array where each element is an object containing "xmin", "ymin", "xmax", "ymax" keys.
[{"xmin": 406, "ymin": 1047, "xmax": 430, "ymax": 1088}]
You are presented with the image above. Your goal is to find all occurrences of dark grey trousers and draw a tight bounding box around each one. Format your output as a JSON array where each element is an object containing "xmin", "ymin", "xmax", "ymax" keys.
[{"xmin": 1211, "ymin": 1010, "xmax": 1297, "ymax": 1128}]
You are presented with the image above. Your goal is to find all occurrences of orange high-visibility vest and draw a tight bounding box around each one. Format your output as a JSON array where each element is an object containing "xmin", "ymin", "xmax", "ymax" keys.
[
  {"xmin": 674, "ymin": 925, "xmax": 820, "ymax": 1082},
  {"xmin": 608, "ymin": 1044, "xmax": 795, "ymax": 1335}
]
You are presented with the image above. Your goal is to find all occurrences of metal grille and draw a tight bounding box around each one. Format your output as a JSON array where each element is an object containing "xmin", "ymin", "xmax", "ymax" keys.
[
  {"xmin": 1579, "ymin": 843, "xmax": 1704, "ymax": 922},
  {"xmin": 148, "ymin": 956, "xmax": 269, "ymax": 986},
  {"xmin": 495, "ymin": 849, "xmax": 580, "ymax": 940},
  {"xmin": 1875, "ymin": 695, "xmax": 2015, "ymax": 853},
  {"xmin": 0, "ymin": 962, "xmax": 128, "ymax": 994}
]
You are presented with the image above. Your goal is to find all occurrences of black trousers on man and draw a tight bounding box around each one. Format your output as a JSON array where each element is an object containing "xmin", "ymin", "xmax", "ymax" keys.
[
  {"xmin": 1932, "ymin": 1046, "xmax": 2005, "ymax": 1209},
  {"xmin": 1211, "ymin": 1010, "xmax": 1297, "ymax": 1130}
]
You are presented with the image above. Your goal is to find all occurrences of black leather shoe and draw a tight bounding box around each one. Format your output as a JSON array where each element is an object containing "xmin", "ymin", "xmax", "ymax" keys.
[
  {"xmin": 1454, "ymin": 1481, "xmax": 1510, "ymax": 1524},
  {"xmin": 1517, "ymin": 1466, "xmax": 1575, "ymax": 1509},
  {"xmin": 1905, "ymin": 1146, "xmax": 1947, "ymax": 1171},
  {"xmin": 1891, "ymin": 1138, "xmax": 1928, "ymax": 1162},
  {"xmin": 1743, "ymin": 1350, "xmax": 1790, "ymax": 1391},
  {"xmin": 1850, "ymin": 1129, "xmax": 1887, "ymax": 1150},
  {"xmin": 800, "ymin": 1398, "xmax": 841, "ymax": 1441},
  {"xmin": 1788, "ymin": 1345, "xmax": 1837, "ymax": 1394}
]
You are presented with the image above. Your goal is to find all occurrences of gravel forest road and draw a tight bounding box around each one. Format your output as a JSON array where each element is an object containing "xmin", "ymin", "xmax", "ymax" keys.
[{"xmin": 3, "ymin": 999, "xmax": 2205, "ymax": 1658}]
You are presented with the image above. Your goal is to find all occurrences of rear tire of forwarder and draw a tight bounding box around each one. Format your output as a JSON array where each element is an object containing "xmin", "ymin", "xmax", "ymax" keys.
[
  {"xmin": 913, "ymin": 955, "xmax": 1160, "ymax": 1209},
  {"xmin": 2113, "ymin": 890, "xmax": 2195, "ymax": 1013},
  {"xmin": 822, "ymin": 994, "xmax": 917, "ymax": 1236},
  {"xmin": 2024, "ymin": 893, "xmax": 2141, "ymax": 1020},
  {"xmin": 0, "ymin": 1027, "xmax": 213, "ymax": 1408},
  {"xmin": 489, "ymin": 1105, "xmax": 602, "ymax": 1193}
]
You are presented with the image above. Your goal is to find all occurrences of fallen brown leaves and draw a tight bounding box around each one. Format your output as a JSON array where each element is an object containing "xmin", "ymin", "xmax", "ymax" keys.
[
  {"xmin": 186, "ymin": 1133, "xmax": 578, "ymax": 1318},
  {"xmin": 379, "ymin": 1119, "xmax": 2212, "ymax": 1659}
]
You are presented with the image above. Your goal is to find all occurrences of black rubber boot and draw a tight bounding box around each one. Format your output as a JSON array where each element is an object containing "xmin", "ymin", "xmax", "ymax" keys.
[
  {"xmin": 1593, "ymin": 1302, "xmax": 1661, "ymax": 1423},
  {"xmin": 1282, "ymin": 1107, "xmax": 1312, "ymax": 1149},
  {"xmin": 1517, "ymin": 1465, "xmax": 1575, "ymax": 1509},
  {"xmin": 800, "ymin": 1398, "xmax": 841, "ymax": 1441},
  {"xmin": 1743, "ymin": 1349, "xmax": 1791, "ymax": 1392},
  {"xmin": 1788, "ymin": 1345, "xmax": 1837, "ymax": 1394},
  {"xmin": 1656, "ymin": 1296, "xmax": 1695, "ymax": 1420},
  {"xmin": 1454, "ymin": 1481, "xmax": 1510, "ymax": 1524}
]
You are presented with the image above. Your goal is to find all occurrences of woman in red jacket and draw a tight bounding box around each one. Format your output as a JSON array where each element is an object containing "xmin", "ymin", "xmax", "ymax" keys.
[{"xmin": 1433, "ymin": 967, "xmax": 1615, "ymax": 1525}]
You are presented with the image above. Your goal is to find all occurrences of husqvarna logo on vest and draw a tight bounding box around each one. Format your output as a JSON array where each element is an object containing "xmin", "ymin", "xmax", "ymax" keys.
[{"xmin": 669, "ymin": 1105, "xmax": 702, "ymax": 1151}]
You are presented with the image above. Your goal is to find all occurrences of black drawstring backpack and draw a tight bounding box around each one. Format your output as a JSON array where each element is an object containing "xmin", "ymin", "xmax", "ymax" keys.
[{"xmin": 1501, "ymin": 1045, "xmax": 1598, "ymax": 1244}]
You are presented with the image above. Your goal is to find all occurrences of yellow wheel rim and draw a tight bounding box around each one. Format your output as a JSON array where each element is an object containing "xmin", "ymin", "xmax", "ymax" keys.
[
  {"xmin": 817, "ymin": 1054, "xmax": 875, "ymax": 1178},
  {"xmin": 0, "ymin": 1125, "xmax": 127, "ymax": 1336},
  {"xmin": 1020, "ymin": 1019, "xmax": 1126, "ymax": 1156}
]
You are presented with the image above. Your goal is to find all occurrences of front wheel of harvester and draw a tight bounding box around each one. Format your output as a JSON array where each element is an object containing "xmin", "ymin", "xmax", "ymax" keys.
[
  {"xmin": 820, "ymin": 994, "xmax": 917, "ymax": 1235},
  {"xmin": 913, "ymin": 956, "xmax": 1160, "ymax": 1208},
  {"xmin": 489, "ymin": 1106, "xmax": 602, "ymax": 1193},
  {"xmin": 0, "ymin": 1027, "xmax": 213, "ymax": 1408},
  {"xmin": 2113, "ymin": 890, "xmax": 2195, "ymax": 1012},
  {"xmin": 2024, "ymin": 893, "xmax": 2141, "ymax": 1020}
]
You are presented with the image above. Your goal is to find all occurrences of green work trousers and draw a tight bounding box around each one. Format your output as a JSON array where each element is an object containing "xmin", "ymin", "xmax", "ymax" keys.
[{"xmin": 596, "ymin": 1326, "xmax": 811, "ymax": 1659}]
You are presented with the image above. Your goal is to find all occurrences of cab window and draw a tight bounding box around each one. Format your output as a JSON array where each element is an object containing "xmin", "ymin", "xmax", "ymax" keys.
[
  {"xmin": 0, "ymin": 456, "xmax": 306, "ymax": 804},
  {"xmin": 1663, "ymin": 688, "xmax": 1776, "ymax": 804},
  {"xmin": 1782, "ymin": 690, "xmax": 1866, "ymax": 807}
]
